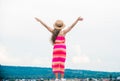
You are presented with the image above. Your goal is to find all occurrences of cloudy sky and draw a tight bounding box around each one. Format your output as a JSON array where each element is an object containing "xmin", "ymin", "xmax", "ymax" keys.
[{"xmin": 0, "ymin": 0, "xmax": 120, "ymax": 72}]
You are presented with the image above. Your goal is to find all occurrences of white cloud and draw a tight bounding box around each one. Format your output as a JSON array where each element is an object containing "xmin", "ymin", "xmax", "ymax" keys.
[
  {"xmin": 0, "ymin": 45, "xmax": 16, "ymax": 64},
  {"xmin": 96, "ymin": 58, "xmax": 102, "ymax": 64},
  {"xmin": 30, "ymin": 57, "xmax": 51, "ymax": 67},
  {"xmin": 0, "ymin": 45, "xmax": 8, "ymax": 61},
  {"xmin": 0, "ymin": 45, "xmax": 51, "ymax": 67},
  {"xmin": 70, "ymin": 44, "xmax": 90, "ymax": 64},
  {"xmin": 72, "ymin": 54, "xmax": 90, "ymax": 64}
]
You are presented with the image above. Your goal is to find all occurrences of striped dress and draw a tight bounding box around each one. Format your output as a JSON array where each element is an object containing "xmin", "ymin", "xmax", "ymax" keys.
[{"xmin": 52, "ymin": 35, "xmax": 66, "ymax": 74}]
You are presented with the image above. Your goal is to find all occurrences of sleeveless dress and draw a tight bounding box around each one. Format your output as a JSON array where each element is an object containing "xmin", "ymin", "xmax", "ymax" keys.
[{"xmin": 52, "ymin": 35, "xmax": 66, "ymax": 74}]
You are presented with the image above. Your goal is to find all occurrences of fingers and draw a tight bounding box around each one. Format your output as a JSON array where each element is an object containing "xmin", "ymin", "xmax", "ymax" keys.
[
  {"xmin": 78, "ymin": 16, "xmax": 83, "ymax": 21},
  {"xmin": 34, "ymin": 17, "xmax": 38, "ymax": 19},
  {"xmin": 34, "ymin": 17, "xmax": 40, "ymax": 22},
  {"xmin": 35, "ymin": 17, "xmax": 38, "ymax": 20}
]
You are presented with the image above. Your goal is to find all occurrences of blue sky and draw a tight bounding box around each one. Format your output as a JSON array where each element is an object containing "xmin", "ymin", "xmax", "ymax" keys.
[{"xmin": 0, "ymin": 0, "xmax": 120, "ymax": 72}]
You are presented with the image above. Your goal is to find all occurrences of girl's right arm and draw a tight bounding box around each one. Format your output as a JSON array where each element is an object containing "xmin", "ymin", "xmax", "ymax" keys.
[{"xmin": 35, "ymin": 17, "xmax": 53, "ymax": 33}]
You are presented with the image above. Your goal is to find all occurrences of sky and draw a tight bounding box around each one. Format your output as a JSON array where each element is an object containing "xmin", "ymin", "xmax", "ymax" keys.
[{"xmin": 0, "ymin": 0, "xmax": 120, "ymax": 72}]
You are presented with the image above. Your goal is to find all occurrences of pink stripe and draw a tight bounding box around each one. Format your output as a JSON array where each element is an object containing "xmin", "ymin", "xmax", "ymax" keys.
[
  {"xmin": 56, "ymin": 36, "xmax": 65, "ymax": 39},
  {"xmin": 53, "ymin": 53, "xmax": 66, "ymax": 56},
  {"xmin": 60, "ymin": 64, "xmax": 65, "ymax": 68},
  {"xmin": 53, "ymin": 51, "xmax": 66, "ymax": 54},
  {"xmin": 53, "ymin": 48, "xmax": 66, "ymax": 52},
  {"xmin": 52, "ymin": 65, "xmax": 65, "ymax": 68},
  {"xmin": 54, "ymin": 45, "xmax": 66, "ymax": 49},
  {"xmin": 52, "ymin": 58, "xmax": 66, "ymax": 62}
]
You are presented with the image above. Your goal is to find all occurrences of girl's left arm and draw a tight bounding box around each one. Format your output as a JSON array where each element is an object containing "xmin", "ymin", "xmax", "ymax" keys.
[{"xmin": 63, "ymin": 17, "xmax": 83, "ymax": 35}]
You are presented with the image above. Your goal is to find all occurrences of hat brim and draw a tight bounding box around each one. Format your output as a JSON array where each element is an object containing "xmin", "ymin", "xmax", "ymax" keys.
[{"xmin": 53, "ymin": 24, "xmax": 65, "ymax": 29}]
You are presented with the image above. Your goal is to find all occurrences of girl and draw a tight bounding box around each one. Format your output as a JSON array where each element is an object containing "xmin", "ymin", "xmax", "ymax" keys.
[{"xmin": 35, "ymin": 17, "xmax": 83, "ymax": 81}]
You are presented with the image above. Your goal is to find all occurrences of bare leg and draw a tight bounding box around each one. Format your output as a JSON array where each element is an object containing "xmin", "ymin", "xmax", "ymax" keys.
[
  {"xmin": 61, "ymin": 73, "xmax": 66, "ymax": 81},
  {"xmin": 61, "ymin": 73, "xmax": 64, "ymax": 78},
  {"xmin": 55, "ymin": 73, "xmax": 59, "ymax": 79}
]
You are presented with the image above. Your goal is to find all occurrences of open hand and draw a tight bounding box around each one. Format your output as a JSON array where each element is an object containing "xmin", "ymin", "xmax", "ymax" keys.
[
  {"xmin": 77, "ymin": 16, "xmax": 83, "ymax": 21},
  {"xmin": 35, "ymin": 17, "xmax": 40, "ymax": 22}
]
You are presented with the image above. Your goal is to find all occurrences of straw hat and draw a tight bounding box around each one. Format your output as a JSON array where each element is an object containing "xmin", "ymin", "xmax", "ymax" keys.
[{"xmin": 53, "ymin": 20, "xmax": 65, "ymax": 29}]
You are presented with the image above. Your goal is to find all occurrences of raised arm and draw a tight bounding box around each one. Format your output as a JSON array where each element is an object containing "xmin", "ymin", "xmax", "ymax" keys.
[
  {"xmin": 63, "ymin": 17, "xmax": 83, "ymax": 34},
  {"xmin": 35, "ymin": 17, "xmax": 53, "ymax": 33}
]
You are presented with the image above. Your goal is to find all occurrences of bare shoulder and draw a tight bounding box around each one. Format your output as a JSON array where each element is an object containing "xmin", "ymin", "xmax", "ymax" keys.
[
  {"xmin": 48, "ymin": 27, "xmax": 54, "ymax": 33},
  {"xmin": 59, "ymin": 30, "xmax": 66, "ymax": 36}
]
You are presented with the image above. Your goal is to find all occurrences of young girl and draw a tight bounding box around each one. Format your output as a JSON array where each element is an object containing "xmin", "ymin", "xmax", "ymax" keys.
[{"xmin": 35, "ymin": 17, "xmax": 83, "ymax": 81}]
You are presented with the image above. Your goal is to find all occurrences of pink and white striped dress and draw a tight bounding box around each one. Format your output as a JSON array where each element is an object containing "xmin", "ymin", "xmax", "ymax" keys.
[{"xmin": 52, "ymin": 35, "xmax": 66, "ymax": 74}]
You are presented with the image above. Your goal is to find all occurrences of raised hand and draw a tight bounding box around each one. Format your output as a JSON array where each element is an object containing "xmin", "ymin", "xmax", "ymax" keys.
[
  {"xmin": 34, "ymin": 17, "xmax": 53, "ymax": 32},
  {"xmin": 77, "ymin": 16, "xmax": 83, "ymax": 21},
  {"xmin": 34, "ymin": 17, "xmax": 41, "ymax": 22}
]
